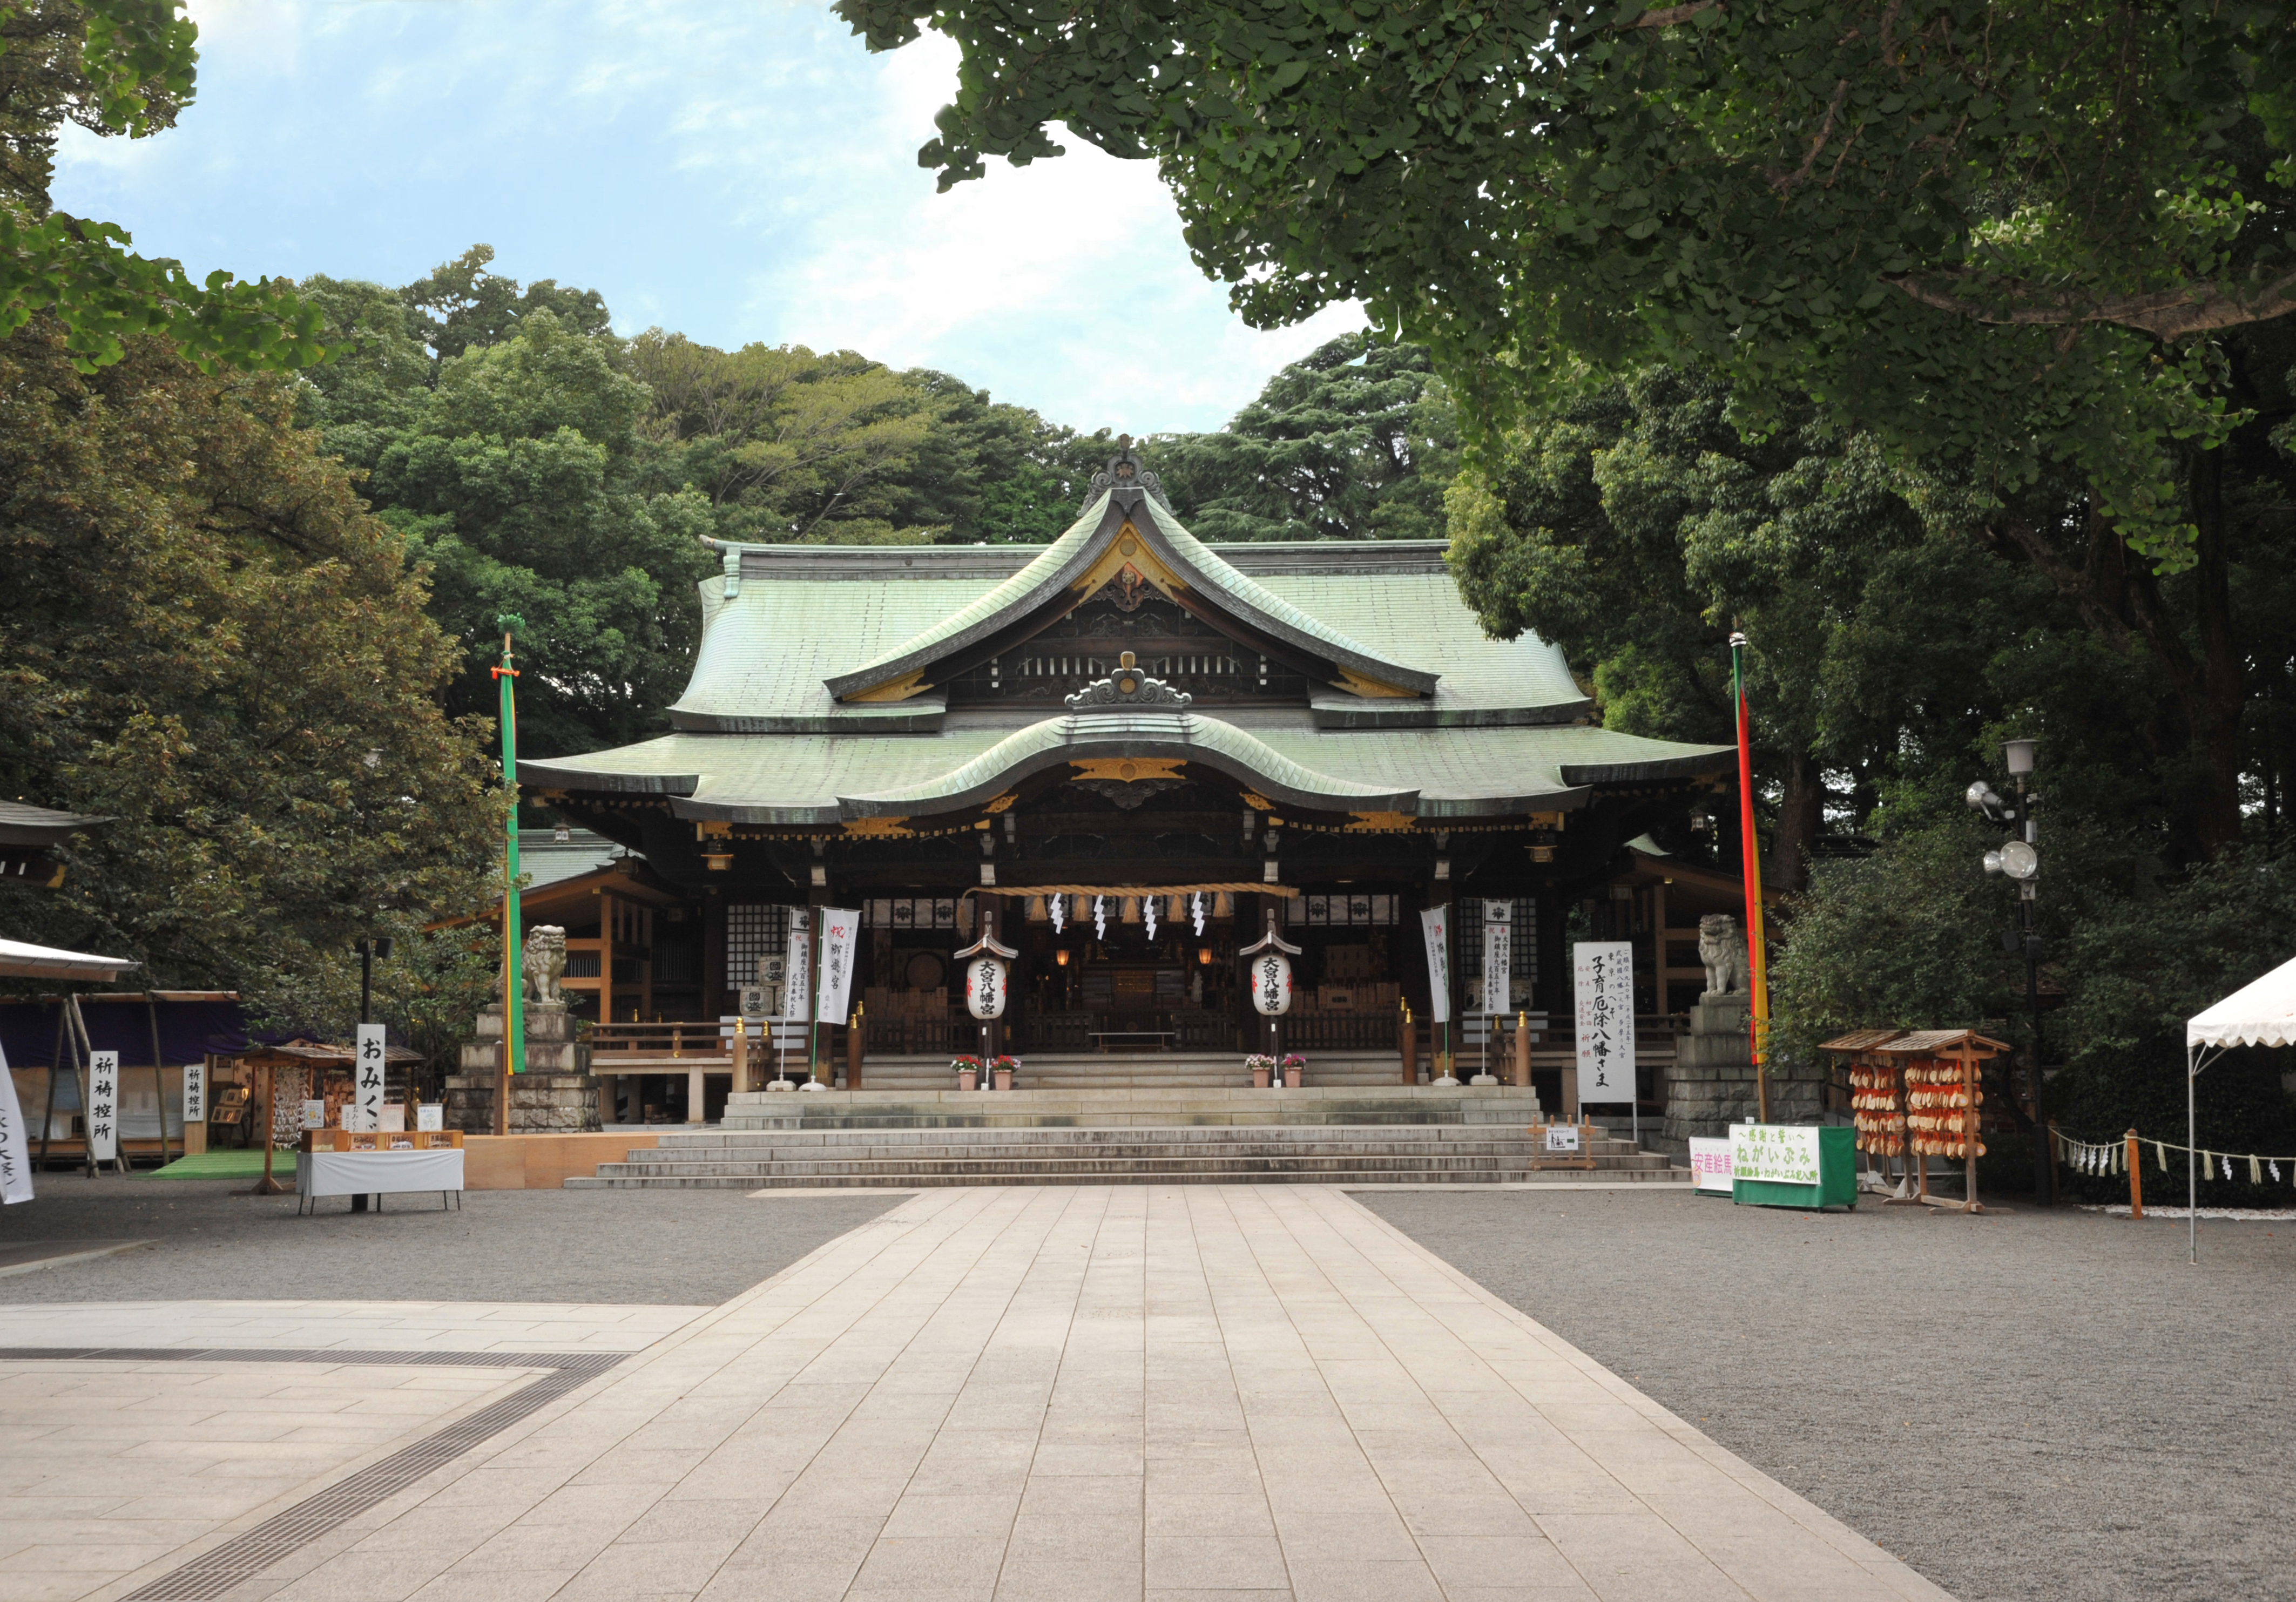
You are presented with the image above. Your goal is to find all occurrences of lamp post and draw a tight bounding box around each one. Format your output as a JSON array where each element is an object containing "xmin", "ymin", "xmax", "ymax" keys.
[{"xmin": 1971, "ymin": 736, "xmax": 2048, "ymax": 1203}]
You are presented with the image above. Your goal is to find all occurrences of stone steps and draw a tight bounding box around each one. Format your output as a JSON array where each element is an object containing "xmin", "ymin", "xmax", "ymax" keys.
[
  {"xmin": 722, "ymin": 1086, "xmax": 1548, "ymax": 1131},
  {"xmin": 568, "ymin": 1120, "xmax": 1686, "ymax": 1190},
  {"xmin": 844, "ymin": 1051, "xmax": 1412, "ymax": 1091}
]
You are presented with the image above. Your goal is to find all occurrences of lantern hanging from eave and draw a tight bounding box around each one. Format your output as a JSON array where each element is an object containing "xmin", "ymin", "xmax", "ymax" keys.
[
  {"xmin": 956, "ymin": 911, "xmax": 1019, "ymax": 1021},
  {"xmin": 1239, "ymin": 910, "xmax": 1302, "ymax": 1018}
]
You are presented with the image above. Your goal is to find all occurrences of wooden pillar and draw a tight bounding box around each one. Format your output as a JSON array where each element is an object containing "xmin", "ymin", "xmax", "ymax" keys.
[
  {"xmin": 847, "ymin": 1015, "xmax": 864, "ymax": 1090},
  {"xmin": 1514, "ymin": 1011, "xmax": 1531, "ymax": 1088},
  {"xmin": 640, "ymin": 906, "xmax": 654, "ymax": 1021},
  {"xmin": 599, "ymin": 891, "xmax": 617, "ymax": 1025},
  {"xmin": 687, "ymin": 1066, "xmax": 707, "ymax": 1125},
  {"xmin": 1650, "ymin": 880, "xmax": 1670, "ymax": 1015},
  {"xmin": 702, "ymin": 890, "xmax": 727, "ymax": 1023},
  {"xmin": 1399, "ymin": 1004, "xmax": 1416, "ymax": 1086}
]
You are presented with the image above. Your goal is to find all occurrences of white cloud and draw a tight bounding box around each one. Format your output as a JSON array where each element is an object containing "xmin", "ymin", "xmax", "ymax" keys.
[{"xmin": 50, "ymin": 0, "xmax": 1363, "ymax": 431}]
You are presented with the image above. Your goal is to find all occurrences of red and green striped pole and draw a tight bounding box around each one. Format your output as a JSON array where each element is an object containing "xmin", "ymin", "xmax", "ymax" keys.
[{"xmin": 1729, "ymin": 632, "xmax": 1771, "ymax": 1123}]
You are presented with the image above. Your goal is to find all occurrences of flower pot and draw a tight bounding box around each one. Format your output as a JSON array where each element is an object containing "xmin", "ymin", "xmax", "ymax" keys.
[
  {"xmin": 1284, "ymin": 1066, "xmax": 1304, "ymax": 1089},
  {"xmin": 1252, "ymin": 1066, "xmax": 1271, "ymax": 1089},
  {"xmin": 958, "ymin": 1069, "xmax": 977, "ymax": 1091},
  {"xmin": 994, "ymin": 1067, "xmax": 1013, "ymax": 1091}
]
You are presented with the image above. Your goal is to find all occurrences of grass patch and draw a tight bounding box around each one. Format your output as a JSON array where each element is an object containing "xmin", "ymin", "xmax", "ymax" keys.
[{"xmin": 145, "ymin": 1148, "xmax": 299, "ymax": 1180}]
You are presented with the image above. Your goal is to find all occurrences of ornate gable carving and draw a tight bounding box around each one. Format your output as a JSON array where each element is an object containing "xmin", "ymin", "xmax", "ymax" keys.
[{"xmin": 1065, "ymin": 652, "xmax": 1193, "ymax": 712}]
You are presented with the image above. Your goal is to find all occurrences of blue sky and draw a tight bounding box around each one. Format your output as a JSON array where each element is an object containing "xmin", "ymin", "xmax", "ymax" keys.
[{"xmin": 52, "ymin": 0, "xmax": 1365, "ymax": 433}]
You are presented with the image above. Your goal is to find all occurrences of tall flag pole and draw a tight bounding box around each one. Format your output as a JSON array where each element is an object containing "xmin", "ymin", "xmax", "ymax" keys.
[
  {"xmin": 1728, "ymin": 632, "xmax": 1772, "ymax": 1123},
  {"xmin": 492, "ymin": 614, "xmax": 526, "ymax": 1137}
]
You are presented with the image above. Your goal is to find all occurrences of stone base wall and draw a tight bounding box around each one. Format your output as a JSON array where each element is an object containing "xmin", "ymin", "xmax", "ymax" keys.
[
  {"xmin": 1656, "ymin": 996, "xmax": 1825, "ymax": 1154},
  {"xmin": 449, "ymin": 1003, "xmax": 601, "ymax": 1132}
]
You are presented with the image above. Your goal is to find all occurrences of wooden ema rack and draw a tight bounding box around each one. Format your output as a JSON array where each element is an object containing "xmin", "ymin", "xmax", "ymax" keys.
[{"xmin": 1820, "ymin": 1029, "xmax": 2010, "ymax": 1212}]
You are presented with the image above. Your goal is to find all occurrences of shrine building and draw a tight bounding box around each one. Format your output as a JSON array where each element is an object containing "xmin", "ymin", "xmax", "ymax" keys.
[{"xmin": 522, "ymin": 447, "xmax": 1739, "ymax": 1117}]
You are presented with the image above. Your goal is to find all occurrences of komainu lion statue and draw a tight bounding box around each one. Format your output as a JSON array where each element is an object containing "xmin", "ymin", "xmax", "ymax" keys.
[
  {"xmin": 1698, "ymin": 914, "xmax": 1751, "ymax": 998},
  {"xmin": 523, "ymin": 924, "xmax": 567, "ymax": 1006}
]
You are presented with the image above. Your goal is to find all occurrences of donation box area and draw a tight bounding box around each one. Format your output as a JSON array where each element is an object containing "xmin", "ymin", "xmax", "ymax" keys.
[{"xmin": 1728, "ymin": 1123, "xmax": 1858, "ymax": 1211}]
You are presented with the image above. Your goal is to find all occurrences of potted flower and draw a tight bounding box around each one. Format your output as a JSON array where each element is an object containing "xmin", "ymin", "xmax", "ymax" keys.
[
  {"xmin": 991, "ymin": 1055, "xmax": 1020, "ymax": 1091},
  {"xmin": 1246, "ymin": 1053, "xmax": 1277, "ymax": 1089},
  {"xmin": 1282, "ymin": 1053, "xmax": 1306, "ymax": 1089},
  {"xmin": 950, "ymin": 1054, "xmax": 983, "ymax": 1091}
]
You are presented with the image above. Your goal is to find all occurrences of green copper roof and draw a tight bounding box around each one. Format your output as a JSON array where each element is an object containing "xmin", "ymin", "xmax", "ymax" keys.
[
  {"xmin": 843, "ymin": 706, "xmax": 1410, "ymax": 817},
  {"xmin": 667, "ymin": 541, "xmax": 1588, "ymax": 733},
  {"xmin": 522, "ymin": 715, "xmax": 1728, "ymax": 825},
  {"xmin": 812, "ymin": 485, "xmax": 1437, "ymax": 703}
]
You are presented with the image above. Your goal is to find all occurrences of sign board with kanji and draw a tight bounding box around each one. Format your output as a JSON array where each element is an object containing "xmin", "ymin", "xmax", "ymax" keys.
[
  {"xmin": 1571, "ymin": 942, "xmax": 1635, "ymax": 1104},
  {"xmin": 88, "ymin": 1050, "xmax": 120, "ymax": 1162},
  {"xmin": 353, "ymin": 1024, "xmax": 386, "ymax": 1133},
  {"xmin": 1728, "ymin": 1123, "xmax": 1858, "ymax": 1210}
]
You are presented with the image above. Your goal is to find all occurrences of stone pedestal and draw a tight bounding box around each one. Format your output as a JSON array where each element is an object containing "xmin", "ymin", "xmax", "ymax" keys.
[
  {"xmin": 447, "ymin": 1004, "xmax": 600, "ymax": 1134},
  {"xmin": 1658, "ymin": 995, "xmax": 1824, "ymax": 1154}
]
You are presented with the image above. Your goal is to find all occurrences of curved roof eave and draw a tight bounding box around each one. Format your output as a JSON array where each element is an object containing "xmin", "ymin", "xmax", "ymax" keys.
[
  {"xmin": 838, "ymin": 710, "xmax": 1419, "ymax": 819},
  {"xmin": 520, "ymin": 758, "xmax": 699, "ymax": 797}
]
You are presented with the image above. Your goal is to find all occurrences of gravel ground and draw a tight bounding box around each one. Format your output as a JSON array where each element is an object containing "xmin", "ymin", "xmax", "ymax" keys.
[
  {"xmin": 0, "ymin": 1176, "xmax": 902, "ymax": 1306},
  {"xmin": 1363, "ymin": 1188, "xmax": 2296, "ymax": 1602}
]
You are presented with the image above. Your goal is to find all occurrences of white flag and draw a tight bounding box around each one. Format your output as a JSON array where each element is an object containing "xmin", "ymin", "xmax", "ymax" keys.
[
  {"xmin": 1572, "ymin": 942, "xmax": 1636, "ymax": 1103},
  {"xmin": 1419, "ymin": 906, "xmax": 1451, "ymax": 1024},
  {"xmin": 783, "ymin": 908, "xmax": 811, "ymax": 1023},
  {"xmin": 1481, "ymin": 902, "xmax": 1512, "ymax": 1018},
  {"xmin": 89, "ymin": 1049, "xmax": 120, "ymax": 1162},
  {"xmin": 816, "ymin": 908, "xmax": 862, "ymax": 1025},
  {"xmin": 0, "ymin": 1037, "xmax": 33, "ymax": 1204}
]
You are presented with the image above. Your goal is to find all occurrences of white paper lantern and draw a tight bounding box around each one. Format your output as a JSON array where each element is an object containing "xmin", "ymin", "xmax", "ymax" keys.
[
  {"xmin": 965, "ymin": 956, "xmax": 1008, "ymax": 1020},
  {"xmin": 1251, "ymin": 951, "xmax": 1293, "ymax": 1017}
]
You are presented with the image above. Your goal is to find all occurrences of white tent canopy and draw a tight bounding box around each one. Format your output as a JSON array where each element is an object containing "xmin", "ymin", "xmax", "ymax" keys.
[
  {"xmin": 2182, "ymin": 951, "xmax": 2296, "ymax": 1261},
  {"xmin": 2187, "ymin": 954, "xmax": 2296, "ymax": 1051},
  {"xmin": 0, "ymin": 936, "xmax": 138, "ymax": 983}
]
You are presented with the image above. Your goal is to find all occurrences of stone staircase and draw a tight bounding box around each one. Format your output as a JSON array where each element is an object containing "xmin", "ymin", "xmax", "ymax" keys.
[
  {"xmin": 569, "ymin": 1089, "xmax": 1686, "ymax": 1189},
  {"xmin": 722, "ymin": 1085, "xmax": 1550, "ymax": 1130},
  {"xmin": 841, "ymin": 1051, "xmax": 1410, "ymax": 1092}
]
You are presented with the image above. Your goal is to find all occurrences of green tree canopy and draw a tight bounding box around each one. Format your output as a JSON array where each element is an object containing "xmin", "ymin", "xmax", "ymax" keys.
[
  {"xmin": 0, "ymin": 314, "xmax": 498, "ymax": 1019},
  {"xmin": 1152, "ymin": 330, "xmax": 1456, "ymax": 540},
  {"xmin": 0, "ymin": 0, "xmax": 322, "ymax": 370},
  {"xmin": 841, "ymin": 0, "xmax": 2296, "ymax": 567}
]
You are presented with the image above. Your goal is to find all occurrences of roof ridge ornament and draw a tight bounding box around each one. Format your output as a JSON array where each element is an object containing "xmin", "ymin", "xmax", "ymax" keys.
[
  {"xmin": 1065, "ymin": 651, "xmax": 1192, "ymax": 712},
  {"xmin": 1088, "ymin": 436, "xmax": 1171, "ymax": 511}
]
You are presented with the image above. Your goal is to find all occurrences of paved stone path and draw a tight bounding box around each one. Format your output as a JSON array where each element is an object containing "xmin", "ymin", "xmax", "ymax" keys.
[{"xmin": 11, "ymin": 1187, "xmax": 1953, "ymax": 1602}]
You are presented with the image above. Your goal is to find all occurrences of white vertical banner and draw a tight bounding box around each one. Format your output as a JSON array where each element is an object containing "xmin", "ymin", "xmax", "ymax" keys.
[
  {"xmin": 1419, "ymin": 906, "xmax": 1452, "ymax": 1024},
  {"xmin": 1572, "ymin": 942, "xmax": 1636, "ymax": 1103},
  {"xmin": 353, "ymin": 1024, "xmax": 387, "ymax": 1133},
  {"xmin": 816, "ymin": 909, "xmax": 861, "ymax": 1025},
  {"xmin": 182, "ymin": 1059, "xmax": 205, "ymax": 1126},
  {"xmin": 782, "ymin": 909, "xmax": 811, "ymax": 1023},
  {"xmin": 0, "ymin": 1038, "xmax": 33, "ymax": 1204},
  {"xmin": 88, "ymin": 1049, "xmax": 120, "ymax": 1162},
  {"xmin": 1481, "ymin": 902, "xmax": 1512, "ymax": 1017}
]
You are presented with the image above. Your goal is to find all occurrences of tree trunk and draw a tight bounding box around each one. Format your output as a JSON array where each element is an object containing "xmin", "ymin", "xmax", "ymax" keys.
[{"xmin": 1772, "ymin": 749, "xmax": 1824, "ymax": 894}]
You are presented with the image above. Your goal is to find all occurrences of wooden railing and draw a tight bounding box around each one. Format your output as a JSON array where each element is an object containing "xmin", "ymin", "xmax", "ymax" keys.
[{"xmin": 585, "ymin": 1022, "xmax": 730, "ymax": 1062}]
